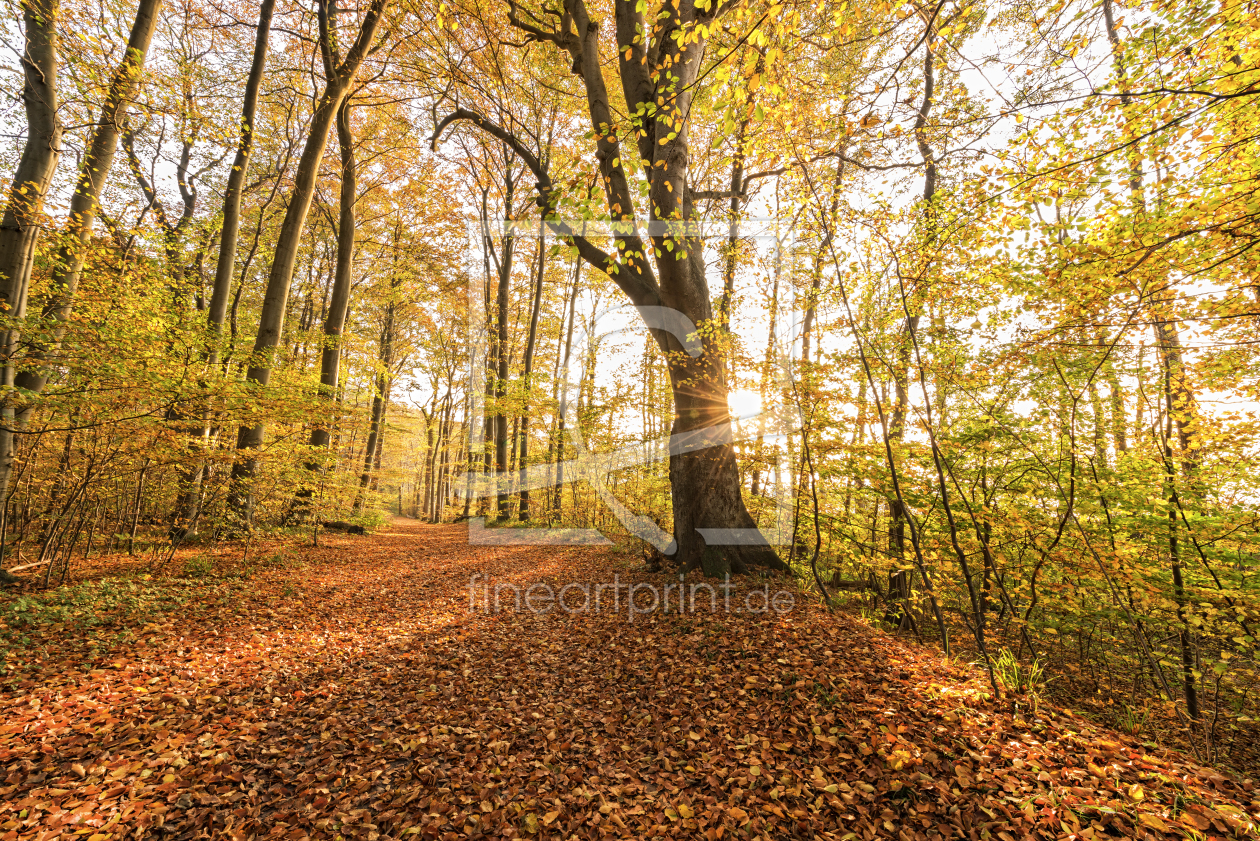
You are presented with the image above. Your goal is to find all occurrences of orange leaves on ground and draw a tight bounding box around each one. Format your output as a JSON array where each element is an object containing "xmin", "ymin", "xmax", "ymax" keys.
[{"xmin": 1, "ymin": 521, "xmax": 1257, "ymax": 839}]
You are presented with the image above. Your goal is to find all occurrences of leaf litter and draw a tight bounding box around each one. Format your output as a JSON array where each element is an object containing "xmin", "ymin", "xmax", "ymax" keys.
[{"xmin": 1, "ymin": 520, "xmax": 1257, "ymax": 839}]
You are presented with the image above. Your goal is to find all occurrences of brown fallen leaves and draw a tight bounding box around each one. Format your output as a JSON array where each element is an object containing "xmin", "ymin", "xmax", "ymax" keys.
[{"xmin": 1, "ymin": 520, "xmax": 1257, "ymax": 839}]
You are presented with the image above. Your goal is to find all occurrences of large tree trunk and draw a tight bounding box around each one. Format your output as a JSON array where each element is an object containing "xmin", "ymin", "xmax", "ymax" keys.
[
  {"xmin": 437, "ymin": 0, "xmax": 783, "ymax": 574},
  {"xmin": 229, "ymin": 0, "xmax": 389, "ymax": 524},
  {"xmin": 0, "ymin": 0, "xmax": 63, "ymax": 559},
  {"xmin": 642, "ymin": 3, "xmax": 785, "ymax": 576},
  {"xmin": 0, "ymin": 0, "xmax": 61, "ymax": 320},
  {"xmin": 667, "ymin": 354, "xmax": 783, "ymax": 576},
  {"xmin": 290, "ymin": 93, "xmax": 359, "ymax": 521}
]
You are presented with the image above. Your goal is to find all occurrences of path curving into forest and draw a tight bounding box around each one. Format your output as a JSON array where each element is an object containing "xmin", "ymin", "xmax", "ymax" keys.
[{"xmin": 1, "ymin": 519, "xmax": 1255, "ymax": 839}]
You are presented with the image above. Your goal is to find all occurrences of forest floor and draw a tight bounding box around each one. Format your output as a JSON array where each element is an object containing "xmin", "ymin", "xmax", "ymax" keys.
[{"xmin": 1, "ymin": 518, "xmax": 1258, "ymax": 840}]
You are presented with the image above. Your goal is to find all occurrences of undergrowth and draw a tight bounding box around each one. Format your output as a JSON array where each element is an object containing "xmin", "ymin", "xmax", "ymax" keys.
[{"xmin": 0, "ymin": 574, "xmax": 248, "ymax": 669}]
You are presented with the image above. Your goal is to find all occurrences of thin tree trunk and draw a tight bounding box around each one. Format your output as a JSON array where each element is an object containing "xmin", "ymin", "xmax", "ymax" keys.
[
  {"xmin": 553, "ymin": 259, "xmax": 581, "ymax": 523},
  {"xmin": 127, "ymin": 460, "xmax": 150, "ymax": 556},
  {"xmin": 517, "ymin": 228, "xmax": 546, "ymax": 520},
  {"xmin": 359, "ymin": 252, "xmax": 402, "ymax": 499},
  {"xmin": 420, "ymin": 403, "xmax": 435, "ymax": 519},
  {"xmin": 1104, "ymin": 0, "xmax": 1200, "ymax": 720},
  {"xmin": 888, "ymin": 33, "xmax": 938, "ymax": 564},
  {"xmin": 750, "ymin": 237, "xmax": 782, "ymax": 499},
  {"xmin": 207, "ymin": 0, "xmax": 275, "ymax": 357},
  {"xmin": 311, "ymin": 96, "xmax": 358, "ymax": 451},
  {"xmin": 489, "ymin": 169, "xmax": 516, "ymax": 519},
  {"xmin": 1159, "ymin": 320, "xmax": 1200, "ymax": 720}
]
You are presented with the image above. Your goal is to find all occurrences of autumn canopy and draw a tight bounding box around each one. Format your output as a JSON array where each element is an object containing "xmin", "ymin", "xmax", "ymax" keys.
[{"xmin": 1, "ymin": 0, "xmax": 1260, "ymax": 834}]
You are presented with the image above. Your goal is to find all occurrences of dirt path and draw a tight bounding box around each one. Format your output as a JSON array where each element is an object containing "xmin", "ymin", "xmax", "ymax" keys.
[{"xmin": 1, "ymin": 520, "xmax": 1255, "ymax": 839}]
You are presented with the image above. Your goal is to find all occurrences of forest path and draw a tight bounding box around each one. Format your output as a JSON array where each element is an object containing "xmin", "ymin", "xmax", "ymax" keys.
[{"xmin": 1, "ymin": 519, "xmax": 1254, "ymax": 839}]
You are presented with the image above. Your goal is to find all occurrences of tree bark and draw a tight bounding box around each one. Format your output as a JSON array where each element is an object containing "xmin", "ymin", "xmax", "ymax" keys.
[
  {"xmin": 0, "ymin": 0, "xmax": 61, "ymax": 329},
  {"xmin": 889, "ymin": 30, "xmax": 938, "ymax": 563},
  {"xmin": 553, "ymin": 259, "xmax": 580, "ymax": 523},
  {"xmin": 0, "ymin": 0, "xmax": 63, "ymax": 558},
  {"xmin": 229, "ymin": 0, "xmax": 389, "ymax": 523},
  {"xmin": 359, "ymin": 312, "xmax": 397, "ymax": 497},
  {"xmin": 311, "ymin": 96, "xmax": 358, "ymax": 452},
  {"xmin": 207, "ymin": 0, "xmax": 276, "ymax": 363},
  {"xmin": 486, "ymin": 166, "xmax": 517, "ymax": 520},
  {"xmin": 13, "ymin": 0, "xmax": 163, "ymax": 399},
  {"xmin": 516, "ymin": 229, "xmax": 546, "ymax": 520}
]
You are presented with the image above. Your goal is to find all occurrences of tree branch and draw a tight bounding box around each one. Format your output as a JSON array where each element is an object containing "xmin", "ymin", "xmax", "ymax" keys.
[{"xmin": 431, "ymin": 106, "xmax": 662, "ymax": 311}]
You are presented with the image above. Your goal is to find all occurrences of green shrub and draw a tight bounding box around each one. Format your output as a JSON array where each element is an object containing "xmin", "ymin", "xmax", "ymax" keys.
[
  {"xmin": 1, "ymin": 578, "xmax": 188, "ymax": 635},
  {"xmin": 993, "ymin": 648, "xmax": 1049, "ymax": 695},
  {"xmin": 183, "ymin": 555, "xmax": 214, "ymax": 578},
  {"xmin": 348, "ymin": 509, "xmax": 387, "ymax": 533}
]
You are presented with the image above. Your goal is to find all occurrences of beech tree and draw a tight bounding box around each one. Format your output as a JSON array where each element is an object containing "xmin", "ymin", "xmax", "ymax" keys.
[
  {"xmin": 0, "ymin": 0, "xmax": 163, "ymax": 535},
  {"xmin": 0, "ymin": 0, "xmax": 62, "ymax": 539},
  {"xmin": 434, "ymin": 0, "xmax": 793, "ymax": 575},
  {"xmin": 229, "ymin": 0, "xmax": 391, "ymax": 523}
]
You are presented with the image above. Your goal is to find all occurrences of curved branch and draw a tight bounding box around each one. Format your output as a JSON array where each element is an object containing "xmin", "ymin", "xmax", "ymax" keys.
[{"xmin": 432, "ymin": 107, "xmax": 663, "ymax": 312}]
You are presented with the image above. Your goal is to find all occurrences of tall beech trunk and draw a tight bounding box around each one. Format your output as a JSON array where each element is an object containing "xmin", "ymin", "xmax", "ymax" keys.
[
  {"xmin": 0, "ymin": 0, "xmax": 63, "ymax": 556},
  {"xmin": 359, "ymin": 297, "xmax": 398, "ymax": 496},
  {"xmin": 487, "ymin": 167, "xmax": 517, "ymax": 520},
  {"xmin": 1160, "ymin": 338, "xmax": 1199, "ymax": 720},
  {"xmin": 435, "ymin": 397, "xmax": 455, "ymax": 520},
  {"xmin": 638, "ymin": 2, "xmax": 784, "ymax": 576},
  {"xmin": 12, "ymin": 0, "xmax": 162, "ymax": 402},
  {"xmin": 0, "ymin": 0, "xmax": 61, "ymax": 329},
  {"xmin": 889, "ymin": 30, "xmax": 938, "ymax": 563},
  {"xmin": 229, "ymin": 0, "xmax": 389, "ymax": 523},
  {"xmin": 290, "ymin": 95, "xmax": 356, "ymax": 520},
  {"xmin": 418, "ymin": 404, "xmax": 433, "ymax": 517},
  {"xmin": 553, "ymin": 260, "xmax": 580, "ymax": 523},
  {"xmin": 2, "ymin": 0, "xmax": 159, "ymax": 506},
  {"xmin": 311, "ymin": 97, "xmax": 358, "ymax": 452},
  {"xmin": 207, "ymin": 0, "xmax": 275, "ymax": 362},
  {"xmin": 1105, "ymin": 0, "xmax": 1200, "ymax": 718},
  {"xmin": 516, "ymin": 231, "xmax": 545, "ymax": 520},
  {"xmin": 1102, "ymin": 0, "xmax": 1198, "ymax": 468}
]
